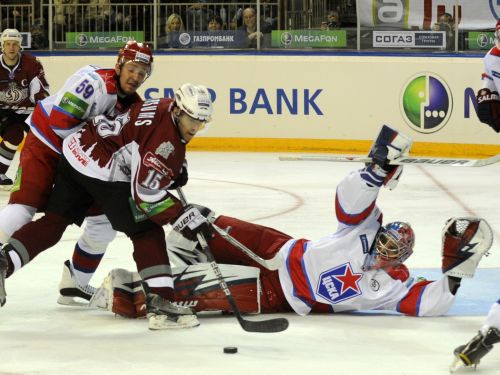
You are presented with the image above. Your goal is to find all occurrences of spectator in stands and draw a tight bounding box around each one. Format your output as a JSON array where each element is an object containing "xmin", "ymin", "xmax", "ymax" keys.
[
  {"xmin": 207, "ymin": 15, "xmax": 223, "ymax": 31},
  {"xmin": 159, "ymin": 13, "xmax": 185, "ymax": 48},
  {"xmin": 185, "ymin": 1, "xmax": 213, "ymax": 32},
  {"xmin": 2, "ymin": 0, "xmax": 29, "ymax": 31},
  {"xmin": 30, "ymin": 20, "xmax": 48, "ymax": 50},
  {"xmin": 239, "ymin": 7, "xmax": 272, "ymax": 48},
  {"xmin": 432, "ymin": 12, "xmax": 455, "ymax": 50},
  {"xmin": 54, "ymin": 0, "xmax": 77, "ymax": 36},
  {"xmin": 327, "ymin": 10, "xmax": 342, "ymax": 29},
  {"xmin": 82, "ymin": 0, "xmax": 112, "ymax": 32}
]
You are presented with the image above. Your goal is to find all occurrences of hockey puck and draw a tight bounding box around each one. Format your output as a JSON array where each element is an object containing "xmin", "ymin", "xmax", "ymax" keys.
[{"xmin": 223, "ymin": 347, "xmax": 238, "ymax": 354}]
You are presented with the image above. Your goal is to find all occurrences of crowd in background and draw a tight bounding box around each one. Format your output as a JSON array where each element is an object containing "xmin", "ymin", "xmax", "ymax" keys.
[{"xmin": 0, "ymin": 1, "xmax": 487, "ymax": 51}]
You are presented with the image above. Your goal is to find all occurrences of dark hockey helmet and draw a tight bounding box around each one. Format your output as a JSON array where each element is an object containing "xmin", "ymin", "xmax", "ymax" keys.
[
  {"xmin": 117, "ymin": 40, "xmax": 153, "ymax": 79},
  {"xmin": 364, "ymin": 221, "xmax": 415, "ymax": 270}
]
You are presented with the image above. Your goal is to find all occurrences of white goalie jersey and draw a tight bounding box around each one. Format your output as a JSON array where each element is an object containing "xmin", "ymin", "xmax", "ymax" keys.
[{"xmin": 277, "ymin": 167, "xmax": 456, "ymax": 317}]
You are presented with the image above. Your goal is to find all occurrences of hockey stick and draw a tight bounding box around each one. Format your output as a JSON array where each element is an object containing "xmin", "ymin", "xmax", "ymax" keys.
[
  {"xmin": 278, "ymin": 154, "xmax": 500, "ymax": 167},
  {"xmin": 211, "ymin": 224, "xmax": 282, "ymax": 271},
  {"xmin": 176, "ymin": 188, "xmax": 289, "ymax": 333}
]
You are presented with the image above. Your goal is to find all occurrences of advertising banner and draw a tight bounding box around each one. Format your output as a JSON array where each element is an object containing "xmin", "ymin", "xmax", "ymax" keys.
[
  {"xmin": 373, "ymin": 30, "xmax": 445, "ymax": 48},
  {"xmin": 162, "ymin": 31, "xmax": 247, "ymax": 49},
  {"xmin": 359, "ymin": 0, "xmax": 499, "ymax": 31},
  {"xmin": 271, "ymin": 30, "xmax": 347, "ymax": 48},
  {"xmin": 467, "ymin": 31, "xmax": 496, "ymax": 50},
  {"xmin": 65, "ymin": 32, "xmax": 144, "ymax": 48},
  {"xmin": 38, "ymin": 54, "xmax": 499, "ymax": 155}
]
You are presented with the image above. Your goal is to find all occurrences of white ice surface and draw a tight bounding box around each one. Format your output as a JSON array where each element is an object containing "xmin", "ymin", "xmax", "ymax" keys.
[{"xmin": 1, "ymin": 152, "xmax": 499, "ymax": 375}]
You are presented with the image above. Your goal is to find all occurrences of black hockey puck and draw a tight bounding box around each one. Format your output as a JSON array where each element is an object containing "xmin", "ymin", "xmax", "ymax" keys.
[{"xmin": 223, "ymin": 347, "xmax": 238, "ymax": 354}]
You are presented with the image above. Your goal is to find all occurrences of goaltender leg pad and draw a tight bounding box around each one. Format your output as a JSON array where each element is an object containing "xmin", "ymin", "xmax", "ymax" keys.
[
  {"xmin": 89, "ymin": 268, "xmax": 146, "ymax": 318},
  {"xmin": 442, "ymin": 217, "xmax": 493, "ymax": 278},
  {"xmin": 172, "ymin": 263, "xmax": 261, "ymax": 314},
  {"xmin": 91, "ymin": 264, "xmax": 261, "ymax": 316}
]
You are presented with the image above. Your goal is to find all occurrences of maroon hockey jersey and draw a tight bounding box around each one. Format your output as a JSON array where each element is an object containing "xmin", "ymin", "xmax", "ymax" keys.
[
  {"xmin": 0, "ymin": 53, "xmax": 49, "ymax": 114},
  {"xmin": 62, "ymin": 98, "xmax": 185, "ymax": 225}
]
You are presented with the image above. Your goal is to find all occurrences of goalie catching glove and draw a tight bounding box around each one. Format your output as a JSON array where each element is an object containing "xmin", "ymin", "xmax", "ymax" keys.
[
  {"xmin": 441, "ymin": 217, "xmax": 493, "ymax": 278},
  {"xmin": 172, "ymin": 204, "xmax": 214, "ymax": 242},
  {"xmin": 366, "ymin": 124, "xmax": 413, "ymax": 190},
  {"xmin": 476, "ymin": 88, "xmax": 500, "ymax": 132}
]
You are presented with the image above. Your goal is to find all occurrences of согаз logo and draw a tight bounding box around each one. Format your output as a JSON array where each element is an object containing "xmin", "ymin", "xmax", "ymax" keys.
[{"xmin": 400, "ymin": 73, "xmax": 452, "ymax": 133}]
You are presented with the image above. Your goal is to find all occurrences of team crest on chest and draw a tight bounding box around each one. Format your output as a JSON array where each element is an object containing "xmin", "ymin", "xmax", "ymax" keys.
[
  {"xmin": 316, "ymin": 263, "xmax": 363, "ymax": 304},
  {"xmin": 0, "ymin": 81, "xmax": 28, "ymax": 104},
  {"xmin": 156, "ymin": 141, "xmax": 174, "ymax": 159}
]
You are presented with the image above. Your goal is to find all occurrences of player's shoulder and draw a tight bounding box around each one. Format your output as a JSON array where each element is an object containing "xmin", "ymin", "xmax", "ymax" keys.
[
  {"xmin": 486, "ymin": 46, "xmax": 500, "ymax": 59},
  {"xmin": 20, "ymin": 53, "xmax": 43, "ymax": 67},
  {"xmin": 75, "ymin": 65, "xmax": 117, "ymax": 94}
]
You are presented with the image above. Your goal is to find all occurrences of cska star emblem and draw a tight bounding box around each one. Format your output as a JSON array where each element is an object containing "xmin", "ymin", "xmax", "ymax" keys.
[
  {"xmin": 155, "ymin": 141, "xmax": 174, "ymax": 159},
  {"xmin": 316, "ymin": 263, "xmax": 363, "ymax": 304}
]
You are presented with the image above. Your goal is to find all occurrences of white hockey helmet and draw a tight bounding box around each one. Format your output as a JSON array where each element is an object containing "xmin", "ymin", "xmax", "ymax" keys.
[
  {"xmin": 175, "ymin": 83, "xmax": 213, "ymax": 122},
  {"xmin": 1, "ymin": 28, "xmax": 22, "ymax": 50},
  {"xmin": 363, "ymin": 221, "xmax": 415, "ymax": 270}
]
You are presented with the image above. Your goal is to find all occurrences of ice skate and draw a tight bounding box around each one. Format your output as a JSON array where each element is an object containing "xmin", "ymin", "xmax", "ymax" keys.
[
  {"xmin": 450, "ymin": 327, "xmax": 500, "ymax": 372},
  {"xmin": 57, "ymin": 260, "xmax": 96, "ymax": 306},
  {"xmin": 146, "ymin": 293, "xmax": 199, "ymax": 330}
]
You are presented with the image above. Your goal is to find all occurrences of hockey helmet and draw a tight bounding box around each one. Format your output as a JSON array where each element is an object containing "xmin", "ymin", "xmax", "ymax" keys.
[
  {"xmin": 363, "ymin": 221, "xmax": 415, "ymax": 270},
  {"xmin": 117, "ymin": 40, "xmax": 153, "ymax": 78},
  {"xmin": 1, "ymin": 28, "xmax": 22, "ymax": 50},
  {"xmin": 175, "ymin": 83, "xmax": 213, "ymax": 122}
]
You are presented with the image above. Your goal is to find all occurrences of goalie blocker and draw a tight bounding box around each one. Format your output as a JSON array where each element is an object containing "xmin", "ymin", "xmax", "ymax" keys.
[{"xmin": 90, "ymin": 263, "xmax": 262, "ymax": 318}]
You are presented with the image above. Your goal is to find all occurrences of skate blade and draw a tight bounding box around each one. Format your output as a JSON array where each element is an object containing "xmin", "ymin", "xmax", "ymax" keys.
[
  {"xmin": 148, "ymin": 314, "xmax": 200, "ymax": 330},
  {"xmin": 449, "ymin": 356, "xmax": 470, "ymax": 373},
  {"xmin": 57, "ymin": 295, "xmax": 90, "ymax": 307}
]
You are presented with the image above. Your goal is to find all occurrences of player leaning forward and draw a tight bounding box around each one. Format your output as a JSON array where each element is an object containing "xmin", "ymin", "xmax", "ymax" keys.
[
  {"xmin": 0, "ymin": 84, "xmax": 214, "ymax": 329},
  {"xmin": 99, "ymin": 126, "xmax": 494, "ymax": 318},
  {"xmin": 0, "ymin": 41, "xmax": 152, "ymax": 304}
]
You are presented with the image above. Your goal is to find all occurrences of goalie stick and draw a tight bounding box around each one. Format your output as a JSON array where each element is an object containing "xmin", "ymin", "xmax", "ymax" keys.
[
  {"xmin": 176, "ymin": 188, "xmax": 289, "ymax": 333},
  {"xmin": 278, "ymin": 154, "xmax": 500, "ymax": 167},
  {"xmin": 211, "ymin": 224, "xmax": 282, "ymax": 271}
]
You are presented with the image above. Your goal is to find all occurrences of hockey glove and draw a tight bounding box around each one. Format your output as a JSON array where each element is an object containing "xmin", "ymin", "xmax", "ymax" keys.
[
  {"xmin": 367, "ymin": 125, "xmax": 412, "ymax": 190},
  {"xmin": 476, "ymin": 88, "xmax": 500, "ymax": 132},
  {"xmin": 168, "ymin": 160, "xmax": 188, "ymax": 190},
  {"xmin": 441, "ymin": 217, "xmax": 493, "ymax": 278},
  {"xmin": 172, "ymin": 205, "xmax": 214, "ymax": 242}
]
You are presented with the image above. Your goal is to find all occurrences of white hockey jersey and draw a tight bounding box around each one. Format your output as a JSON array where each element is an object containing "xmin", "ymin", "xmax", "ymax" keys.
[
  {"xmin": 278, "ymin": 167, "xmax": 455, "ymax": 317},
  {"xmin": 27, "ymin": 65, "xmax": 140, "ymax": 154},
  {"xmin": 481, "ymin": 46, "xmax": 500, "ymax": 92}
]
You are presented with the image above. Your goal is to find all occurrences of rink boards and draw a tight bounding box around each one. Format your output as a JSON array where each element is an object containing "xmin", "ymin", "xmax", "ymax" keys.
[{"xmin": 36, "ymin": 52, "xmax": 500, "ymax": 157}]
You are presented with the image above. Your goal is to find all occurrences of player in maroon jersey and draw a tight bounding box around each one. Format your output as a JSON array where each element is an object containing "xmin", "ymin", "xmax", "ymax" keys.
[
  {"xmin": 0, "ymin": 84, "xmax": 214, "ymax": 330},
  {"xmin": 0, "ymin": 28, "xmax": 49, "ymax": 188}
]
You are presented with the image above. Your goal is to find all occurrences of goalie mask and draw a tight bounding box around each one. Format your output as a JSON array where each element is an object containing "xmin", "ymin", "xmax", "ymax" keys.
[{"xmin": 363, "ymin": 221, "xmax": 415, "ymax": 271}]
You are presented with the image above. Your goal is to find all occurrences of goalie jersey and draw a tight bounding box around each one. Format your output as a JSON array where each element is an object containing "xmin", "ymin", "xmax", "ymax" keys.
[
  {"xmin": 278, "ymin": 168, "xmax": 455, "ymax": 317},
  {"xmin": 27, "ymin": 65, "xmax": 140, "ymax": 154},
  {"xmin": 62, "ymin": 98, "xmax": 184, "ymax": 225}
]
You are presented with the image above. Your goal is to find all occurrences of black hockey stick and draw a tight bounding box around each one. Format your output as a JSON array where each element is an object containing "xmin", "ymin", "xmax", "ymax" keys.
[{"xmin": 176, "ymin": 188, "xmax": 289, "ymax": 333}]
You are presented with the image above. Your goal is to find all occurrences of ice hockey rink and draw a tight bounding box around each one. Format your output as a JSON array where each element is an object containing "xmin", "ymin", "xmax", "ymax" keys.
[{"xmin": 0, "ymin": 151, "xmax": 499, "ymax": 375}]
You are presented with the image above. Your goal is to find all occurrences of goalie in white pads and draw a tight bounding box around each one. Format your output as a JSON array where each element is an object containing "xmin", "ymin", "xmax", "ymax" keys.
[{"xmin": 92, "ymin": 125, "xmax": 494, "ymax": 318}]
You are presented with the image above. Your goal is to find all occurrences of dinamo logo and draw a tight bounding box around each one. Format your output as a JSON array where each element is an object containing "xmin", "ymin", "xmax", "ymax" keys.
[{"xmin": 400, "ymin": 73, "xmax": 453, "ymax": 133}]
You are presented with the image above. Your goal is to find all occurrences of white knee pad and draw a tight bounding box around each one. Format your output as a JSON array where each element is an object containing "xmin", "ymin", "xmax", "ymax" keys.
[
  {"xmin": 78, "ymin": 214, "xmax": 117, "ymax": 254},
  {"xmin": 0, "ymin": 204, "xmax": 36, "ymax": 243}
]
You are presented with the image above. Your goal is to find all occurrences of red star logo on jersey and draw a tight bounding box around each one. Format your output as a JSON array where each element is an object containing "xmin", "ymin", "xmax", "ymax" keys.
[{"xmin": 337, "ymin": 265, "xmax": 362, "ymax": 294}]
